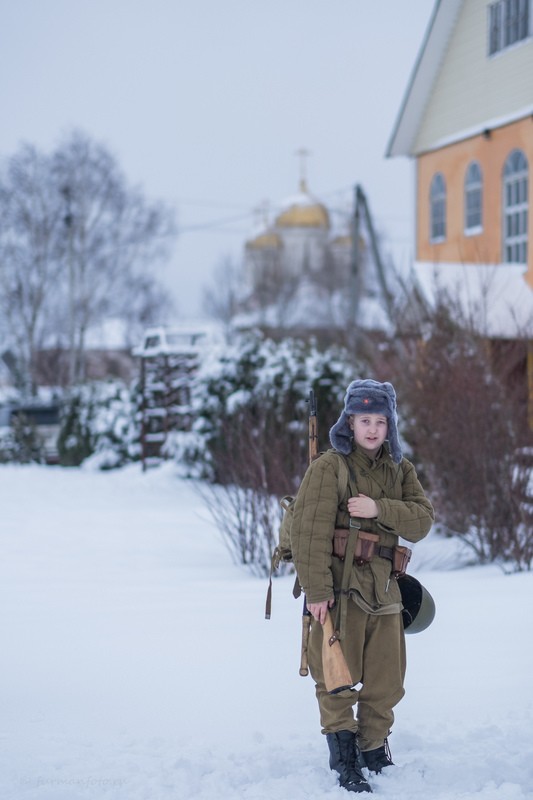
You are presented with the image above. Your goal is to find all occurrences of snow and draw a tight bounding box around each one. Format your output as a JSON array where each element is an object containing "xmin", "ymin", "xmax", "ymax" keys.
[
  {"xmin": 412, "ymin": 260, "xmax": 533, "ymax": 338},
  {"xmin": 1, "ymin": 461, "xmax": 532, "ymax": 800},
  {"xmin": 278, "ymin": 190, "xmax": 322, "ymax": 211}
]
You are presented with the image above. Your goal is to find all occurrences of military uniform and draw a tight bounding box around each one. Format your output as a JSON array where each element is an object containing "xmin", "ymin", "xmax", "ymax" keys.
[
  {"xmin": 291, "ymin": 446, "xmax": 434, "ymax": 748},
  {"xmin": 290, "ymin": 379, "xmax": 434, "ymax": 792}
]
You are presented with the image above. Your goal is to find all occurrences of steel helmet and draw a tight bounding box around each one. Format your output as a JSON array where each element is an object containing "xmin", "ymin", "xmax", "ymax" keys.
[{"xmin": 398, "ymin": 574, "xmax": 436, "ymax": 634}]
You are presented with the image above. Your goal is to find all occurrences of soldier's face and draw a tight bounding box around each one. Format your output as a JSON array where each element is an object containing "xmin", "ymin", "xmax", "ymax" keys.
[{"xmin": 349, "ymin": 413, "xmax": 388, "ymax": 456}]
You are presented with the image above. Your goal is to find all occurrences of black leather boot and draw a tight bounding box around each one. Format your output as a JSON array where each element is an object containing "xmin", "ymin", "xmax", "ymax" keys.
[
  {"xmin": 326, "ymin": 731, "xmax": 372, "ymax": 793},
  {"xmin": 360, "ymin": 738, "xmax": 394, "ymax": 774}
]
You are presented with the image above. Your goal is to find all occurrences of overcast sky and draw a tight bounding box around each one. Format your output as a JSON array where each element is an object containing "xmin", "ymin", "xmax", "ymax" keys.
[{"xmin": 0, "ymin": 0, "xmax": 435, "ymax": 321}]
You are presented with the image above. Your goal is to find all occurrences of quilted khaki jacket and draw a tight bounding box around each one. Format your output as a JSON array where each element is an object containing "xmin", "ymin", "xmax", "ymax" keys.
[{"xmin": 291, "ymin": 447, "xmax": 434, "ymax": 609}]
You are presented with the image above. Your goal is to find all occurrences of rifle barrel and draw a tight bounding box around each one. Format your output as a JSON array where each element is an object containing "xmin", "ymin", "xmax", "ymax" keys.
[{"xmin": 308, "ymin": 389, "xmax": 319, "ymax": 464}]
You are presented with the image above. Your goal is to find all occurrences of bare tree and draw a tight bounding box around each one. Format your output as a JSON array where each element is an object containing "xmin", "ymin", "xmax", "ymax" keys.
[
  {"xmin": 0, "ymin": 144, "xmax": 64, "ymax": 394},
  {"xmin": 51, "ymin": 130, "xmax": 176, "ymax": 383},
  {"xmin": 196, "ymin": 405, "xmax": 300, "ymax": 577},
  {"xmin": 0, "ymin": 131, "xmax": 176, "ymax": 391},
  {"xmin": 202, "ymin": 256, "xmax": 244, "ymax": 336}
]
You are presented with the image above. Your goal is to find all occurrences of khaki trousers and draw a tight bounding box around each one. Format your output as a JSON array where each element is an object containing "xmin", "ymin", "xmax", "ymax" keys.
[{"xmin": 307, "ymin": 598, "xmax": 406, "ymax": 751}]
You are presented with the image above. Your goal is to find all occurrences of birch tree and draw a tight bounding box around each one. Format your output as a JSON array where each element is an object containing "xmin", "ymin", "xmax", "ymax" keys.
[
  {"xmin": 0, "ymin": 144, "xmax": 64, "ymax": 393},
  {"xmin": 0, "ymin": 130, "xmax": 176, "ymax": 391},
  {"xmin": 51, "ymin": 130, "xmax": 175, "ymax": 384}
]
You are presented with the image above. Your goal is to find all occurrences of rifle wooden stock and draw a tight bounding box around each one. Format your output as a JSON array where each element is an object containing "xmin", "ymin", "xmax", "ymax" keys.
[{"xmin": 322, "ymin": 612, "xmax": 354, "ymax": 694}]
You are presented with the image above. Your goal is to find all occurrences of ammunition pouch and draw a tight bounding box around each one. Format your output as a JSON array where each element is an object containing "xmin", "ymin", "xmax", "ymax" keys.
[
  {"xmin": 333, "ymin": 528, "xmax": 412, "ymax": 575},
  {"xmin": 392, "ymin": 545, "xmax": 412, "ymax": 578}
]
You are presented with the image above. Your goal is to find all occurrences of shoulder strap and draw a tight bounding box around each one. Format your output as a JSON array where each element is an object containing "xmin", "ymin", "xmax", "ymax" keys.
[
  {"xmin": 332, "ymin": 451, "xmax": 357, "ymax": 500},
  {"xmin": 335, "ymin": 454, "xmax": 349, "ymax": 501}
]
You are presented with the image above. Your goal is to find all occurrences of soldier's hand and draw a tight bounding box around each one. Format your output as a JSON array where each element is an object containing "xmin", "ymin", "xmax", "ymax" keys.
[
  {"xmin": 348, "ymin": 493, "xmax": 378, "ymax": 519},
  {"xmin": 307, "ymin": 598, "xmax": 335, "ymax": 624}
]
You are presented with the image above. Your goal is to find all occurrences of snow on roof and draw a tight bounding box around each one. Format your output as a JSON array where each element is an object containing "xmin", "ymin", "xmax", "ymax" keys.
[
  {"xmin": 412, "ymin": 260, "xmax": 533, "ymax": 338},
  {"xmin": 278, "ymin": 190, "xmax": 320, "ymax": 210},
  {"xmin": 83, "ymin": 318, "xmax": 130, "ymax": 350},
  {"xmin": 134, "ymin": 322, "xmax": 225, "ymax": 357}
]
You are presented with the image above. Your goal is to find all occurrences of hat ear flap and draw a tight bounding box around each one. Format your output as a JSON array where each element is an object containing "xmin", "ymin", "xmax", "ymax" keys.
[
  {"xmin": 386, "ymin": 413, "xmax": 402, "ymax": 464},
  {"xmin": 378, "ymin": 382, "xmax": 402, "ymax": 463},
  {"xmin": 382, "ymin": 382, "xmax": 397, "ymax": 409},
  {"xmin": 329, "ymin": 410, "xmax": 353, "ymax": 455}
]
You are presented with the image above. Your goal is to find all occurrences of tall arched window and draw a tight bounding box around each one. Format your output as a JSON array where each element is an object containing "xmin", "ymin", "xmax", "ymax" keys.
[
  {"xmin": 464, "ymin": 161, "xmax": 483, "ymax": 233},
  {"xmin": 503, "ymin": 149, "xmax": 528, "ymax": 264},
  {"xmin": 430, "ymin": 173, "xmax": 446, "ymax": 242}
]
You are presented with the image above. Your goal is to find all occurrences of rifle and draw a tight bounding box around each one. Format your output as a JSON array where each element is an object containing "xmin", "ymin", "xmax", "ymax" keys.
[
  {"xmin": 298, "ymin": 389, "xmax": 317, "ymax": 676},
  {"xmin": 299, "ymin": 390, "xmax": 354, "ymax": 694},
  {"xmin": 322, "ymin": 612, "xmax": 354, "ymax": 694},
  {"xmin": 308, "ymin": 388, "xmax": 319, "ymax": 464}
]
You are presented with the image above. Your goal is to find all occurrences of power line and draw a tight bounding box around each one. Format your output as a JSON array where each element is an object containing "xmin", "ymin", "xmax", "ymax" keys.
[
  {"xmin": 178, "ymin": 211, "xmax": 254, "ymax": 234},
  {"xmin": 175, "ymin": 184, "xmax": 412, "ymax": 237}
]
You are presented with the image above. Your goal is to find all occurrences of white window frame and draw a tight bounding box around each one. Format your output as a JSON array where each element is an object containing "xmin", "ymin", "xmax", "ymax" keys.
[
  {"xmin": 488, "ymin": 0, "xmax": 531, "ymax": 55},
  {"xmin": 464, "ymin": 161, "xmax": 483, "ymax": 235},
  {"xmin": 430, "ymin": 173, "xmax": 446, "ymax": 243},
  {"xmin": 502, "ymin": 149, "xmax": 528, "ymax": 264}
]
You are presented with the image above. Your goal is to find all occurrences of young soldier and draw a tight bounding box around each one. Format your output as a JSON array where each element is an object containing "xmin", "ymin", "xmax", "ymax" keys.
[{"xmin": 291, "ymin": 379, "xmax": 434, "ymax": 793}]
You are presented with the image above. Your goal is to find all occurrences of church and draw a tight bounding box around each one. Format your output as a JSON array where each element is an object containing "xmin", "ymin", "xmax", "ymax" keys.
[
  {"xmin": 245, "ymin": 177, "xmax": 349, "ymax": 283},
  {"xmin": 236, "ymin": 159, "xmax": 395, "ymax": 337}
]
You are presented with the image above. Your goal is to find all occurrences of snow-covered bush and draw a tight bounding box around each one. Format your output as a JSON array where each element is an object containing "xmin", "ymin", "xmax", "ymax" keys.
[
  {"xmin": 0, "ymin": 413, "xmax": 46, "ymax": 464},
  {"xmin": 175, "ymin": 331, "xmax": 360, "ymax": 493},
  {"xmin": 173, "ymin": 331, "xmax": 361, "ymax": 575},
  {"xmin": 58, "ymin": 381, "xmax": 140, "ymax": 468}
]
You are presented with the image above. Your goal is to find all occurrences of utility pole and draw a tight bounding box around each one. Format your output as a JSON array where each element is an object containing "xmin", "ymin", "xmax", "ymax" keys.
[
  {"xmin": 62, "ymin": 185, "xmax": 76, "ymax": 386},
  {"xmin": 358, "ymin": 186, "xmax": 394, "ymax": 319},
  {"xmin": 349, "ymin": 185, "xmax": 362, "ymax": 349}
]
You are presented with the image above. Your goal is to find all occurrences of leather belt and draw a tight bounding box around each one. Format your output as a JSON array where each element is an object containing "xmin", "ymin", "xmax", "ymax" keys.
[
  {"xmin": 332, "ymin": 527, "xmax": 394, "ymax": 563},
  {"xmin": 331, "ymin": 546, "xmax": 393, "ymax": 563},
  {"xmin": 378, "ymin": 546, "xmax": 394, "ymax": 561}
]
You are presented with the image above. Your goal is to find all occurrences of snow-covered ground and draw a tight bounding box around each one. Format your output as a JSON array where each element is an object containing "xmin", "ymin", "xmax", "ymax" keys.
[{"xmin": 1, "ymin": 461, "xmax": 532, "ymax": 800}]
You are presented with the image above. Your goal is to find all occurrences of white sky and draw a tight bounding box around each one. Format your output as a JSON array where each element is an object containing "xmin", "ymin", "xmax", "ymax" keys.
[{"xmin": 0, "ymin": 0, "xmax": 435, "ymax": 320}]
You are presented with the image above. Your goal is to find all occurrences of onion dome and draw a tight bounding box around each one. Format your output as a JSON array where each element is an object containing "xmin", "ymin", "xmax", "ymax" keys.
[
  {"xmin": 330, "ymin": 233, "xmax": 352, "ymax": 248},
  {"xmin": 245, "ymin": 229, "xmax": 282, "ymax": 250},
  {"xmin": 275, "ymin": 179, "xmax": 330, "ymax": 229}
]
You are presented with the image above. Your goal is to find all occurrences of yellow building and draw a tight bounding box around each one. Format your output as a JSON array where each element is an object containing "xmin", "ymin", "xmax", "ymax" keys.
[{"xmin": 387, "ymin": 0, "xmax": 533, "ymax": 338}]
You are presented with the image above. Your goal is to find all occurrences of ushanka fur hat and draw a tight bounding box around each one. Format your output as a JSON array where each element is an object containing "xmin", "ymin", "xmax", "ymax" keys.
[{"xmin": 329, "ymin": 379, "xmax": 402, "ymax": 463}]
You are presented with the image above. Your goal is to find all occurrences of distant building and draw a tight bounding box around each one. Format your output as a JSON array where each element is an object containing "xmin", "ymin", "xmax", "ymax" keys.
[
  {"xmin": 387, "ymin": 0, "xmax": 533, "ymax": 338},
  {"xmin": 387, "ymin": 0, "xmax": 533, "ymax": 422},
  {"xmin": 245, "ymin": 178, "xmax": 336, "ymax": 284},
  {"xmin": 237, "ymin": 170, "xmax": 395, "ymax": 338}
]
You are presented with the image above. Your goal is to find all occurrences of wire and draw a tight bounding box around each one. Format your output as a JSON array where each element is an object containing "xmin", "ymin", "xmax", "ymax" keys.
[{"xmin": 178, "ymin": 211, "xmax": 255, "ymax": 233}]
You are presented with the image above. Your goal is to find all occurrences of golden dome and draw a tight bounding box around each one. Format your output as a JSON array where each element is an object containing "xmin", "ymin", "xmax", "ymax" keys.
[
  {"xmin": 330, "ymin": 233, "xmax": 367, "ymax": 251},
  {"xmin": 245, "ymin": 230, "xmax": 282, "ymax": 250},
  {"xmin": 330, "ymin": 234, "xmax": 352, "ymax": 248},
  {"xmin": 275, "ymin": 179, "xmax": 330, "ymax": 230}
]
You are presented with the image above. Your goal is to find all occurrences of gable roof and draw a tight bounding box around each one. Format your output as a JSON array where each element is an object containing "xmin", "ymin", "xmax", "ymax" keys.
[{"xmin": 386, "ymin": 0, "xmax": 464, "ymax": 158}]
